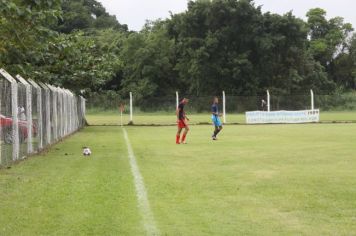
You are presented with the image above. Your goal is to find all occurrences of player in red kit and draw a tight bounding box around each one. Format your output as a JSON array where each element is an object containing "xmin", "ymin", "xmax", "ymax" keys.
[{"xmin": 176, "ymin": 98, "xmax": 190, "ymax": 144}]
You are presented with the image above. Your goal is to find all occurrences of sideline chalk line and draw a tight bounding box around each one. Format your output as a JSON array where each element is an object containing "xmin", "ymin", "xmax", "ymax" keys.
[{"xmin": 122, "ymin": 128, "xmax": 159, "ymax": 235}]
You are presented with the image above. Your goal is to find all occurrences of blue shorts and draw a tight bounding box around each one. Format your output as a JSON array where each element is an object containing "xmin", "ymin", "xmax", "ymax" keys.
[{"xmin": 212, "ymin": 115, "xmax": 222, "ymax": 127}]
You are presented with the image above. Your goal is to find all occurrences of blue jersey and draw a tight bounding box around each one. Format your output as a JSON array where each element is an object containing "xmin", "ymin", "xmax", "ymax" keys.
[
  {"xmin": 211, "ymin": 103, "xmax": 222, "ymax": 126},
  {"xmin": 211, "ymin": 103, "xmax": 218, "ymax": 116}
]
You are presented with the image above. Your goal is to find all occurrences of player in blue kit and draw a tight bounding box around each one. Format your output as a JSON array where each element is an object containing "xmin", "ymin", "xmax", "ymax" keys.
[{"xmin": 211, "ymin": 96, "xmax": 223, "ymax": 140}]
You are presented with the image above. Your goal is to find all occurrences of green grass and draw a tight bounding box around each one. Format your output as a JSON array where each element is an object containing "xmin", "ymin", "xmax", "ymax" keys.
[
  {"xmin": 86, "ymin": 111, "xmax": 356, "ymax": 126},
  {"xmin": 320, "ymin": 111, "xmax": 356, "ymax": 121},
  {"xmin": 1, "ymin": 124, "xmax": 356, "ymax": 235},
  {"xmin": 127, "ymin": 125, "xmax": 356, "ymax": 235},
  {"xmin": 0, "ymin": 127, "xmax": 143, "ymax": 236}
]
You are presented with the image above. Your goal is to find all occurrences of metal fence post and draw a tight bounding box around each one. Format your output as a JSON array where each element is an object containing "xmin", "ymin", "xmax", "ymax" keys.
[
  {"xmin": 267, "ymin": 90, "xmax": 271, "ymax": 112},
  {"xmin": 39, "ymin": 83, "xmax": 51, "ymax": 145},
  {"xmin": 28, "ymin": 79, "xmax": 43, "ymax": 150},
  {"xmin": 47, "ymin": 84, "xmax": 58, "ymax": 141},
  {"xmin": 0, "ymin": 69, "xmax": 19, "ymax": 161},
  {"xmin": 16, "ymin": 75, "xmax": 33, "ymax": 154}
]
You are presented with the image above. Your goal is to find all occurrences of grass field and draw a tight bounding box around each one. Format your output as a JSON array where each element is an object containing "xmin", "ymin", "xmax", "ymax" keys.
[
  {"xmin": 86, "ymin": 110, "xmax": 356, "ymax": 125},
  {"xmin": 1, "ymin": 122, "xmax": 356, "ymax": 235}
]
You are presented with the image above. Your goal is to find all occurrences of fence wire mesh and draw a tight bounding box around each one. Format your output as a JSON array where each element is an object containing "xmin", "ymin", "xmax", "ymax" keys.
[
  {"xmin": 0, "ymin": 78, "xmax": 13, "ymax": 165},
  {"xmin": 0, "ymin": 69, "xmax": 86, "ymax": 167}
]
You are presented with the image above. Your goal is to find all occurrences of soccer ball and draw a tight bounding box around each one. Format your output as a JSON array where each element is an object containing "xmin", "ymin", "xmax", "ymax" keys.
[{"xmin": 83, "ymin": 147, "xmax": 92, "ymax": 156}]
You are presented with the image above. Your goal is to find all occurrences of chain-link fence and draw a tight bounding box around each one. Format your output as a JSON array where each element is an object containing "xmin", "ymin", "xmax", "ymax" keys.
[
  {"xmin": 85, "ymin": 91, "xmax": 356, "ymax": 125},
  {"xmin": 0, "ymin": 69, "xmax": 86, "ymax": 167}
]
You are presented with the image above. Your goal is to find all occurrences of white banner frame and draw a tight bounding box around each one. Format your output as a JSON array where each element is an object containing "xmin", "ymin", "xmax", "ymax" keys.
[{"xmin": 246, "ymin": 110, "xmax": 320, "ymax": 124}]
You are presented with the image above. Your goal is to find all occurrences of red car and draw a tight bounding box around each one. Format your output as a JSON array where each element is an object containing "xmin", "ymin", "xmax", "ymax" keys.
[{"xmin": 0, "ymin": 114, "xmax": 37, "ymax": 144}]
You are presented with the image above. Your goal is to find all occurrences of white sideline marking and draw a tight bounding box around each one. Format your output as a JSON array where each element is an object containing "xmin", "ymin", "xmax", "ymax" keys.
[{"xmin": 122, "ymin": 128, "xmax": 159, "ymax": 236}]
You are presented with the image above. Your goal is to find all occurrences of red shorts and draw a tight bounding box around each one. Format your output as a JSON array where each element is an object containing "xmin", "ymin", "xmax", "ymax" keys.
[{"xmin": 178, "ymin": 119, "xmax": 187, "ymax": 128}]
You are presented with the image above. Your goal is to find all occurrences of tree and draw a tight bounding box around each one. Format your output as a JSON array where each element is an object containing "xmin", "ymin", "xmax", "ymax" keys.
[
  {"xmin": 0, "ymin": 0, "xmax": 127, "ymax": 94},
  {"xmin": 57, "ymin": 0, "xmax": 127, "ymax": 33},
  {"xmin": 167, "ymin": 0, "xmax": 335, "ymax": 95},
  {"xmin": 37, "ymin": 32, "xmax": 122, "ymax": 93},
  {"xmin": 306, "ymin": 8, "xmax": 354, "ymax": 78},
  {"xmin": 0, "ymin": 0, "xmax": 354, "ymax": 99},
  {"xmin": 0, "ymin": 0, "xmax": 62, "ymax": 76},
  {"xmin": 331, "ymin": 33, "xmax": 356, "ymax": 89},
  {"xmin": 168, "ymin": 0, "xmax": 263, "ymax": 95},
  {"xmin": 120, "ymin": 21, "xmax": 176, "ymax": 100}
]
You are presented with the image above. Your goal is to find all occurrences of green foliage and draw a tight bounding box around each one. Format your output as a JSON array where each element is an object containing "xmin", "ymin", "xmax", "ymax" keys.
[
  {"xmin": 307, "ymin": 8, "xmax": 355, "ymax": 89},
  {"xmin": 166, "ymin": 0, "xmax": 334, "ymax": 95},
  {"xmin": 120, "ymin": 21, "xmax": 176, "ymax": 101},
  {"xmin": 0, "ymin": 0, "xmax": 125, "ymax": 94},
  {"xmin": 0, "ymin": 0, "xmax": 62, "ymax": 75},
  {"xmin": 0, "ymin": 127, "xmax": 144, "ymax": 235},
  {"xmin": 0, "ymin": 0, "xmax": 355, "ymax": 98},
  {"xmin": 39, "ymin": 32, "xmax": 123, "ymax": 92},
  {"xmin": 57, "ymin": 0, "xmax": 127, "ymax": 33}
]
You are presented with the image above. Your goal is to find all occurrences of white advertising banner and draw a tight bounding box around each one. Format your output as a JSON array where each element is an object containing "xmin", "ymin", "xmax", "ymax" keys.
[{"xmin": 246, "ymin": 110, "xmax": 320, "ymax": 124}]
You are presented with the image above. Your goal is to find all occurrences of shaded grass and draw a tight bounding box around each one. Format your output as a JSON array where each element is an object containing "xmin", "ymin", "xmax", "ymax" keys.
[{"xmin": 0, "ymin": 127, "xmax": 143, "ymax": 236}]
